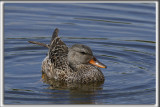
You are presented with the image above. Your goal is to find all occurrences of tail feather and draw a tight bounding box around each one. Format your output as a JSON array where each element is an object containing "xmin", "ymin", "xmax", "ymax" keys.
[
  {"xmin": 28, "ymin": 41, "xmax": 49, "ymax": 48},
  {"xmin": 50, "ymin": 28, "xmax": 59, "ymax": 45}
]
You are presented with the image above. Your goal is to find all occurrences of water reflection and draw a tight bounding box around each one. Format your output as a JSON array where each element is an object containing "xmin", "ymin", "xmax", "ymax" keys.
[{"xmin": 42, "ymin": 74, "xmax": 104, "ymax": 104}]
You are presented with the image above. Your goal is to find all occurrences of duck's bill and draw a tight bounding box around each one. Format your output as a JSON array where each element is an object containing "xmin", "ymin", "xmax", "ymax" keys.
[{"xmin": 89, "ymin": 57, "xmax": 107, "ymax": 68}]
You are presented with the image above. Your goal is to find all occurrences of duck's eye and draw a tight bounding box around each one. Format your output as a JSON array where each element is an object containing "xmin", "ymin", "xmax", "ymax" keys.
[{"xmin": 80, "ymin": 52, "xmax": 86, "ymax": 55}]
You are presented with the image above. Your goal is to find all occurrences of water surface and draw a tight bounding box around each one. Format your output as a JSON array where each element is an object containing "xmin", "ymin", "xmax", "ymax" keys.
[{"xmin": 4, "ymin": 3, "xmax": 156, "ymax": 104}]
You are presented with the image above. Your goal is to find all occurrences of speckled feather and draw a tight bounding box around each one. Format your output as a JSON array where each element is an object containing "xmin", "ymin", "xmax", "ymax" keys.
[{"xmin": 49, "ymin": 28, "xmax": 68, "ymax": 70}]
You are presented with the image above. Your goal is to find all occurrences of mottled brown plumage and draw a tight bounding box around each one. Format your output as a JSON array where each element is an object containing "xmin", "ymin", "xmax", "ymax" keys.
[{"xmin": 28, "ymin": 28, "xmax": 107, "ymax": 83}]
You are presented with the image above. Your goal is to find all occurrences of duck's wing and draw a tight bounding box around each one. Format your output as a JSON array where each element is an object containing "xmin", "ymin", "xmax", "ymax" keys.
[{"xmin": 49, "ymin": 28, "xmax": 69, "ymax": 69}]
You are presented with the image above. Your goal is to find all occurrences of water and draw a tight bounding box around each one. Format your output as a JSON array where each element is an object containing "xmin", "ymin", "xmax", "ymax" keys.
[{"xmin": 4, "ymin": 3, "xmax": 156, "ymax": 104}]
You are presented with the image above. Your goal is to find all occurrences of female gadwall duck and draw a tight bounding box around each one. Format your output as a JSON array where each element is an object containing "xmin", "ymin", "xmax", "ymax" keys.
[{"xmin": 28, "ymin": 28, "xmax": 107, "ymax": 83}]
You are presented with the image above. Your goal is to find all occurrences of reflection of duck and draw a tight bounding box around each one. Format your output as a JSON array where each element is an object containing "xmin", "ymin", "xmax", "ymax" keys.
[
  {"xmin": 42, "ymin": 74, "xmax": 104, "ymax": 104},
  {"xmin": 28, "ymin": 28, "xmax": 107, "ymax": 83}
]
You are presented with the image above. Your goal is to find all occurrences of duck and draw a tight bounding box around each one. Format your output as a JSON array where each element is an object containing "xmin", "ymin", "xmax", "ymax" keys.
[{"xmin": 28, "ymin": 28, "xmax": 107, "ymax": 83}]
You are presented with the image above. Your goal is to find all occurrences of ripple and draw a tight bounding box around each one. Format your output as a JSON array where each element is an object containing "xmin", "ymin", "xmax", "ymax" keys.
[
  {"xmin": 4, "ymin": 3, "xmax": 156, "ymax": 104},
  {"xmin": 74, "ymin": 18, "xmax": 131, "ymax": 24}
]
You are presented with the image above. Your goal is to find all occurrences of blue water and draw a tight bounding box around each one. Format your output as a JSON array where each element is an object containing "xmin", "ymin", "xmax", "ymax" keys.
[{"xmin": 4, "ymin": 3, "xmax": 156, "ymax": 104}]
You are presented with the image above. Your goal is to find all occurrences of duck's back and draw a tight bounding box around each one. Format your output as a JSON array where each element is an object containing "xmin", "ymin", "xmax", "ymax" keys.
[{"xmin": 42, "ymin": 28, "xmax": 71, "ymax": 81}]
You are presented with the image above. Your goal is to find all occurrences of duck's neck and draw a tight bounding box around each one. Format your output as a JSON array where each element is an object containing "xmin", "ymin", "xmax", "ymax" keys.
[{"xmin": 68, "ymin": 62, "xmax": 79, "ymax": 71}]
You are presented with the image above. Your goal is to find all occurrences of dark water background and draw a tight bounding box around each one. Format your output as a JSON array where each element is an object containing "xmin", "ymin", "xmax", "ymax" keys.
[{"xmin": 4, "ymin": 3, "xmax": 156, "ymax": 104}]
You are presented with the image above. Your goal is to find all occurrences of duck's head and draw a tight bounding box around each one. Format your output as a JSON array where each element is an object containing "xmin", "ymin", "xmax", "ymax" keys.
[{"xmin": 68, "ymin": 44, "xmax": 107, "ymax": 69}]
